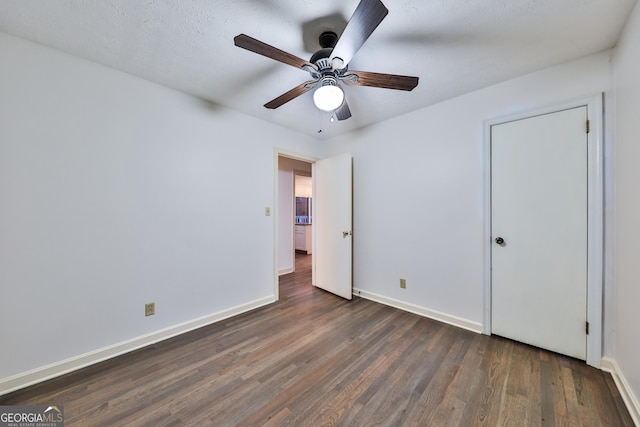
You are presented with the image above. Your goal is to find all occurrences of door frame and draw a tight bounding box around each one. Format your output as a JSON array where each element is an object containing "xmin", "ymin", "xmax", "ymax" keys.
[
  {"xmin": 274, "ymin": 149, "xmax": 317, "ymax": 300},
  {"xmin": 482, "ymin": 94, "xmax": 604, "ymax": 368}
]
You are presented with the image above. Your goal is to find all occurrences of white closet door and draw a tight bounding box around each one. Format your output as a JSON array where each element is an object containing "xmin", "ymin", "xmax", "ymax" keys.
[{"xmin": 491, "ymin": 106, "xmax": 587, "ymax": 360}]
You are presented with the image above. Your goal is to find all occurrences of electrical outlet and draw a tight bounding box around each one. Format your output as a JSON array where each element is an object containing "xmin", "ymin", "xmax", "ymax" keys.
[
  {"xmin": 145, "ymin": 302, "xmax": 155, "ymax": 316},
  {"xmin": 400, "ymin": 278, "xmax": 406, "ymax": 289}
]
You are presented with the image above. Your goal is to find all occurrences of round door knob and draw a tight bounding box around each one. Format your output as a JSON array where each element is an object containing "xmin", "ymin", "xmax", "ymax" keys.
[{"xmin": 495, "ymin": 237, "xmax": 505, "ymax": 245}]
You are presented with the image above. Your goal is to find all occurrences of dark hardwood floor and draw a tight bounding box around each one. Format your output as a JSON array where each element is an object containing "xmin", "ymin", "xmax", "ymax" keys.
[{"xmin": 1, "ymin": 253, "xmax": 633, "ymax": 426}]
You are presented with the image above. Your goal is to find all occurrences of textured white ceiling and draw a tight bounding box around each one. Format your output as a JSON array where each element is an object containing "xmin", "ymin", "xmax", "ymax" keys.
[{"xmin": 0, "ymin": 0, "xmax": 635, "ymax": 139}]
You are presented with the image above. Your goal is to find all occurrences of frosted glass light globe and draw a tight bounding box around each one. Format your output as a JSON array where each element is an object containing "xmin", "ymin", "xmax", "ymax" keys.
[{"xmin": 313, "ymin": 85, "xmax": 344, "ymax": 111}]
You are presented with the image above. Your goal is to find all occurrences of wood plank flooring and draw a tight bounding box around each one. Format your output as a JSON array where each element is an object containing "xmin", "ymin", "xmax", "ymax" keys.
[{"xmin": 0, "ymin": 253, "xmax": 633, "ymax": 426}]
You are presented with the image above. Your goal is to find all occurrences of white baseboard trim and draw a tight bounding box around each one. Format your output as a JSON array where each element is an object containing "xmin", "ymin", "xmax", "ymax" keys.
[
  {"xmin": 353, "ymin": 288, "xmax": 483, "ymax": 334},
  {"xmin": 0, "ymin": 296, "xmax": 276, "ymax": 397},
  {"xmin": 278, "ymin": 267, "xmax": 294, "ymax": 276},
  {"xmin": 601, "ymin": 357, "xmax": 640, "ymax": 425}
]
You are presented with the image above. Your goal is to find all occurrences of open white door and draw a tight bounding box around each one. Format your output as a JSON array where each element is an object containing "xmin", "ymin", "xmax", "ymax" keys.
[{"xmin": 313, "ymin": 153, "xmax": 353, "ymax": 300}]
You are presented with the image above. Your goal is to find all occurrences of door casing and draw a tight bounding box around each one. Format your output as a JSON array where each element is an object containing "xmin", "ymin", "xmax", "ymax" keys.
[{"xmin": 483, "ymin": 95, "xmax": 604, "ymax": 368}]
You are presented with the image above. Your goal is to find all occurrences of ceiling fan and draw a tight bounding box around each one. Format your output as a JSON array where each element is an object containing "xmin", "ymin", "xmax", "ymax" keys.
[{"xmin": 234, "ymin": 0, "xmax": 419, "ymax": 121}]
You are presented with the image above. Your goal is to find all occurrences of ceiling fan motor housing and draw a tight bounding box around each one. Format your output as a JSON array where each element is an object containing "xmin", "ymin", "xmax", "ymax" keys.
[
  {"xmin": 311, "ymin": 49, "xmax": 333, "ymax": 70},
  {"xmin": 311, "ymin": 31, "xmax": 341, "ymax": 71}
]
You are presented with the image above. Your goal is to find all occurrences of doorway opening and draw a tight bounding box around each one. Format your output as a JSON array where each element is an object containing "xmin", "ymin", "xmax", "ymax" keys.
[
  {"xmin": 277, "ymin": 155, "xmax": 314, "ymax": 286},
  {"xmin": 276, "ymin": 152, "xmax": 354, "ymax": 301}
]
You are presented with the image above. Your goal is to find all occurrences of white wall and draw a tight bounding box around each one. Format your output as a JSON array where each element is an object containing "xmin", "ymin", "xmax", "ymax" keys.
[
  {"xmin": 613, "ymin": 1, "xmax": 640, "ymax": 418},
  {"xmin": 277, "ymin": 157, "xmax": 312, "ymax": 275},
  {"xmin": 0, "ymin": 32, "xmax": 321, "ymax": 389},
  {"xmin": 326, "ymin": 51, "xmax": 613, "ymax": 331}
]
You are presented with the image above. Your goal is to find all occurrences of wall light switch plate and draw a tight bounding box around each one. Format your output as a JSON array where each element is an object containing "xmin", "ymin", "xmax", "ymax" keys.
[
  {"xmin": 400, "ymin": 278, "xmax": 406, "ymax": 289},
  {"xmin": 265, "ymin": 207, "xmax": 271, "ymax": 216}
]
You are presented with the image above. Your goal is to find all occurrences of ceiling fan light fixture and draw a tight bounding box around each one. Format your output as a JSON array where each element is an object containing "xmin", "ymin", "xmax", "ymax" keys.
[
  {"xmin": 234, "ymin": 0, "xmax": 418, "ymax": 120},
  {"xmin": 313, "ymin": 79, "xmax": 344, "ymax": 111}
]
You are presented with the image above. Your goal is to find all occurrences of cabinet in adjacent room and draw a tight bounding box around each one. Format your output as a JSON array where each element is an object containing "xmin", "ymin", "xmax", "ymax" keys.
[{"xmin": 295, "ymin": 225, "xmax": 312, "ymax": 254}]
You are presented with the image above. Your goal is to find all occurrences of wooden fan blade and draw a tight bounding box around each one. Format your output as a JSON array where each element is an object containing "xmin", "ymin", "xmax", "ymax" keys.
[
  {"xmin": 330, "ymin": 0, "xmax": 388, "ymax": 67},
  {"xmin": 234, "ymin": 34, "xmax": 316, "ymax": 71},
  {"xmin": 264, "ymin": 80, "xmax": 318, "ymax": 109},
  {"xmin": 335, "ymin": 100, "xmax": 352, "ymax": 121},
  {"xmin": 344, "ymin": 71, "xmax": 419, "ymax": 91}
]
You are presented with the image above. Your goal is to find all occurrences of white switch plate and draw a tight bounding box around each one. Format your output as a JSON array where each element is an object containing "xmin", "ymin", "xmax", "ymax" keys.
[{"xmin": 265, "ymin": 207, "xmax": 271, "ymax": 216}]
